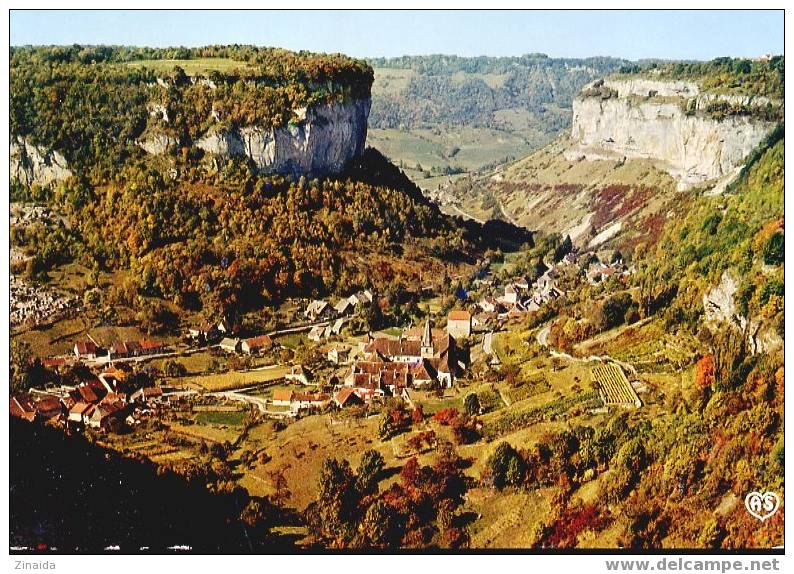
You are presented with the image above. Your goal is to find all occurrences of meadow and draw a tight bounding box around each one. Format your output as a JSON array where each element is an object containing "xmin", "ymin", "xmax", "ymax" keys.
[{"xmin": 126, "ymin": 57, "xmax": 251, "ymax": 75}]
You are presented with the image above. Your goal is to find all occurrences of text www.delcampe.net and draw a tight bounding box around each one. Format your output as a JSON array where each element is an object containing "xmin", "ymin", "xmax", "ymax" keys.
[{"xmin": 605, "ymin": 558, "xmax": 782, "ymax": 573}]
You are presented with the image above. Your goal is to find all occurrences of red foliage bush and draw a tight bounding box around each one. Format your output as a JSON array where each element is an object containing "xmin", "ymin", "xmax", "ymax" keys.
[{"xmin": 433, "ymin": 408, "xmax": 460, "ymax": 426}]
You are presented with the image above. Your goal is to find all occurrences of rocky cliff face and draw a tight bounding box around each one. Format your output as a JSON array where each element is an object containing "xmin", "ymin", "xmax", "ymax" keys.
[
  {"xmin": 142, "ymin": 98, "xmax": 371, "ymax": 177},
  {"xmin": 565, "ymin": 79, "xmax": 776, "ymax": 190},
  {"xmin": 703, "ymin": 270, "xmax": 783, "ymax": 355},
  {"xmin": 10, "ymin": 138, "xmax": 73, "ymax": 187}
]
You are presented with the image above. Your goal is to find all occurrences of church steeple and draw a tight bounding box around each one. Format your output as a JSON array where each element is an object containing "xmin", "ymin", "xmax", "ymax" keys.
[{"xmin": 421, "ymin": 319, "xmax": 434, "ymax": 358}]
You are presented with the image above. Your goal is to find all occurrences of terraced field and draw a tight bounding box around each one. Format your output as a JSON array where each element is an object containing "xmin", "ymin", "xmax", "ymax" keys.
[{"xmin": 591, "ymin": 363, "xmax": 641, "ymax": 407}]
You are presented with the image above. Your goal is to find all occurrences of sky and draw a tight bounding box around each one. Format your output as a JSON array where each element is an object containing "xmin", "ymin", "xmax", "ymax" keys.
[{"xmin": 10, "ymin": 10, "xmax": 784, "ymax": 61}]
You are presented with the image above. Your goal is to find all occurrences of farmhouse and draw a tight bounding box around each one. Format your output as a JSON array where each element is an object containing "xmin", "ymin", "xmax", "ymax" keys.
[
  {"xmin": 88, "ymin": 400, "xmax": 126, "ymax": 430},
  {"xmin": 42, "ymin": 357, "xmax": 67, "ymax": 370},
  {"xmin": 334, "ymin": 298, "xmax": 354, "ymax": 317},
  {"xmin": 110, "ymin": 341, "xmax": 130, "ymax": 359},
  {"xmin": 272, "ymin": 389, "xmax": 295, "ymax": 407},
  {"xmin": 499, "ymin": 284, "xmax": 519, "ymax": 305},
  {"xmin": 188, "ymin": 321, "xmax": 221, "ymax": 343},
  {"xmin": 447, "ymin": 309, "xmax": 472, "ymax": 338},
  {"xmin": 74, "ymin": 340, "xmax": 98, "ymax": 359},
  {"xmin": 308, "ymin": 325, "xmax": 325, "ymax": 342},
  {"xmin": 33, "ymin": 396, "xmax": 64, "ymax": 421},
  {"xmin": 219, "ymin": 337, "xmax": 241, "ymax": 353},
  {"xmin": 124, "ymin": 340, "xmax": 142, "ymax": 356},
  {"xmin": 305, "ymin": 299, "xmax": 333, "ymax": 321},
  {"xmin": 327, "ymin": 345, "xmax": 351, "ymax": 364},
  {"xmin": 348, "ymin": 290, "xmax": 374, "ymax": 307},
  {"xmin": 68, "ymin": 401, "xmax": 95, "ymax": 425},
  {"xmin": 139, "ymin": 339, "xmax": 165, "ymax": 356},
  {"xmin": 241, "ymin": 335, "xmax": 273, "ymax": 355},
  {"xmin": 333, "ymin": 387, "xmax": 364, "ymax": 408},
  {"xmin": 292, "ymin": 392, "xmax": 331, "ymax": 411}
]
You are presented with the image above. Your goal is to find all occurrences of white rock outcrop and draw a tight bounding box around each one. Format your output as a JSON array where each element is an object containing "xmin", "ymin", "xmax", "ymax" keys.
[
  {"xmin": 193, "ymin": 98, "xmax": 371, "ymax": 177},
  {"xmin": 10, "ymin": 138, "xmax": 72, "ymax": 187},
  {"xmin": 702, "ymin": 270, "xmax": 783, "ymax": 355},
  {"xmin": 565, "ymin": 79, "xmax": 777, "ymax": 190}
]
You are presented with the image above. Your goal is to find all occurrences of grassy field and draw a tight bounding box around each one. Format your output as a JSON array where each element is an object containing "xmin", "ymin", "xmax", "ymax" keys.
[
  {"xmin": 185, "ymin": 364, "xmax": 292, "ymax": 391},
  {"xmin": 126, "ymin": 57, "xmax": 252, "ymax": 75},
  {"xmin": 194, "ymin": 410, "xmax": 246, "ymax": 427},
  {"xmin": 465, "ymin": 487, "xmax": 551, "ymax": 548},
  {"xmin": 367, "ymin": 126, "xmax": 535, "ymax": 189},
  {"xmin": 168, "ymin": 421, "xmax": 242, "ymax": 444}
]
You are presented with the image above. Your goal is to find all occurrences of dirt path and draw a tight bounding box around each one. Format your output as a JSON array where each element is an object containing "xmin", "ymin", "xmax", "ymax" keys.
[
  {"xmin": 447, "ymin": 203, "xmax": 485, "ymax": 224},
  {"xmin": 535, "ymin": 324, "xmax": 637, "ymax": 375}
]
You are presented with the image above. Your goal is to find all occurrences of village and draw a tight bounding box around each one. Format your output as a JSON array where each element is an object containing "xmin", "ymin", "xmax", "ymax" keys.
[{"xmin": 11, "ymin": 243, "xmax": 635, "ymax": 435}]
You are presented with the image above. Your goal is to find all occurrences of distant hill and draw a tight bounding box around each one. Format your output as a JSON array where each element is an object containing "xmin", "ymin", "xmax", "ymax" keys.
[
  {"xmin": 368, "ymin": 54, "xmax": 629, "ymax": 130},
  {"xmin": 365, "ymin": 54, "xmax": 628, "ymax": 185}
]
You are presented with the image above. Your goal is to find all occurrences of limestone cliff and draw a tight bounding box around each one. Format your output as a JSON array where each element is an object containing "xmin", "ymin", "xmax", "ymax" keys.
[
  {"xmin": 565, "ymin": 78, "xmax": 778, "ymax": 190},
  {"xmin": 142, "ymin": 98, "xmax": 371, "ymax": 177},
  {"xmin": 10, "ymin": 138, "xmax": 72, "ymax": 187},
  {"xmin": 703, "ymin": 270, "xmax": 783, "ymax": 355}
]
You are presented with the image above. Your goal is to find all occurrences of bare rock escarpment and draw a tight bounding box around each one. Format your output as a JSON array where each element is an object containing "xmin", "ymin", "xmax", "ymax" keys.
[
  {"xmin": 141, "ymin": 98, "xmax": 371, "ymax": 178},
  {"xmin": 10, "ymin": 138, "xmax": 73, "ymax": 187},
  {"xmin": 565, "ymin": 78, "xmax": 778, "ymax": 190}
]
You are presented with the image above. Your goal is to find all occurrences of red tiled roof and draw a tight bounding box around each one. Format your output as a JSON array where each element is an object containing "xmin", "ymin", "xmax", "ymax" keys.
[
  {"xmin": 272, "ymin": 389, "xmax": 294, "ymax": 402},
  {"xmin": 34, "ymin": 396, "xmax": 62, "ymax": 417},
  {"xmin": 78, "ymin": 385, "xmax": 99, "ymax": 403},
  {"xmin": 125, "ymin": 341, "xmax": 142, "ymax": 353},
  {"xmin": 142, "ymin": 386, "xmax": 163, "ymax": 398},
  {"xmin": 69, "ymin": 401, "xmax": 93, "ymax": 415},
  {"xmin": 111, "ymin": 341, "xmax": 129, "ymax": 355},
  {"xmin": 244, "ymin": 335, "xmax": 273, "ymax": 349},
  {"xmin": 75, "ymin": 340, "xmax": 97, "ymax": 355},
  {"xmin": 412, "ymin": 360, "xmax": 436, "ymax": 381},
  {"xmin": 10, "ymin": 394, "xmax": 36, "ymax": 419},
  {"xmin": 334, "ymin": 387, "xmax": 361, "ymax": 406},
  {"xmin": 448, "ymin": 310, "xmax": 471, "ymax": 321},
  {"xmin": 139, "ymin": 339, "xmax": 163, "ymax": 350},
  {"xmin": 365, "ymin": 338, "xmax": 422, "ymax": 358}
]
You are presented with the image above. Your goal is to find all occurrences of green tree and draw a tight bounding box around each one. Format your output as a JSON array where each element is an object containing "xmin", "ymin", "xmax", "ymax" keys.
[
  {"xmin": 312, "ymin": 458, "xmax": 360, "ymax": 546},
  {"xmin": 356, "ymin": 449, "xmax": 385, "ymax": 495},
  {"xmin": 162, "ymin": 358, "xmax": 187, "ymax": 378},
  {"xmin": 762, "ymin": 232, "xmax": 784, "ymax": 265},
  {"xmin": 463, "ymin": 393, "xmax": 481, "ymax": 416},
  {"xmin": 484, "ymin": 441, "xmax": 525, "ymax": 489},
  {"xmin": 357, "ymin": 500, "xmax": 400, "ymax": 548}
]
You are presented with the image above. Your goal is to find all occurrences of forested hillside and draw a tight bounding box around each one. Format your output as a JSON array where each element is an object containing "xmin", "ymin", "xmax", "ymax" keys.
[
  {"xmin": 10, "ymin": 46, "xmax": 509, "ymax": 326},
  {"xmin": 368, "ymin": 53, "xmax": 627, "ymax": 130}
]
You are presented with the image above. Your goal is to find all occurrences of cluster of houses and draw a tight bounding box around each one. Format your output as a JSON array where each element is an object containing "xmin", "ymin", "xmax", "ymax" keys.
[
  {"xmin": 10, "ymin": 274, "xmax": 78, "ymax": 328},
  {"xmin": 272, "ymin": 389, "xmax": 330, "ymax": 412},
  {"xmin": 187, "ymin": 319, "xmax": 238, "ymax": 344},
  {"xmin": 187, "ymin": 318, "xmax": 280, "ymax": 357},
  {"xmin": 330, "ymin": 314, "xmax": 470, "ymax": 407},
  {"xmin": 73, "ymin": 337, "xmax": 166, "ymax": 361},
  {"xmin": 218, "ymin": 334, "xmax": 276, "ymax": 355},
  {"xmin": 585, "ymin": 259, "xmax": 633, "ymax": 284},
  {"xmin": 473, "ymin": 269, "xmax": 565, "ymax": 324},
  {"xmin": 305, "ymin": 290, "xmax": 375, "ymax": 341},
  {"xmin": 10, "ymin": 364, "xmax": 165, "ymax": 431}
]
